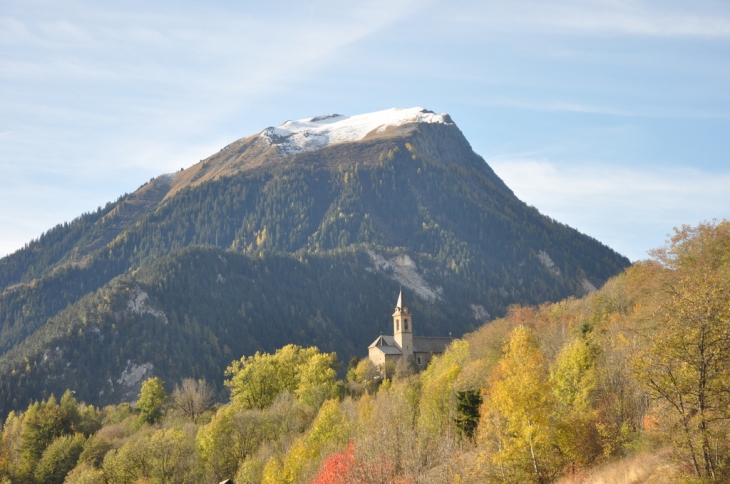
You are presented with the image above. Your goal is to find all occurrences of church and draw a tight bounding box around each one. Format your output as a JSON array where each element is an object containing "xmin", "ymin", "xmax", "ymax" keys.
[{"xmin": 368, "ymin": 289, "xmax": 453, "ymax": 370}]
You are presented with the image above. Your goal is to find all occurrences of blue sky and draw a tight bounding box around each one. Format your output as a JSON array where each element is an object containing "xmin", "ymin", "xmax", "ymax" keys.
[{"xmin": 1, "ymin": 0, "xmax": 729, "ymax": 261}]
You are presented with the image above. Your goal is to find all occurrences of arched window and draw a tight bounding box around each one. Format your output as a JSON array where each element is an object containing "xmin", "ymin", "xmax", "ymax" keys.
[
  {"xmin": 396, "ymin": 320, "xmax": 400, "ymax": 331},
  {"xmin": 405, "ymin": 319, "xmax": 409, "ymax": 330}
]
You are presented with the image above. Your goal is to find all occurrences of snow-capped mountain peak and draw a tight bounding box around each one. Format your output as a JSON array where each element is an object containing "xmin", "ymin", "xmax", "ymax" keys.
[{"xmin": 259, "ymin": 107, "xmax": 452, "ymax": 155}]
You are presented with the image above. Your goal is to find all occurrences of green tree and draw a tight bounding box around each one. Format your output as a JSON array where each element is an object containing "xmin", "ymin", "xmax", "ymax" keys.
[
  {"xmin": 0, "ymin": 411, "xmax": 23, "ymax": 482},
  {"xmin": 353, "ymin": 359, "xmax": 379, "ymax": 395},
  {"xmin": 136, "ymin": 377, "xmax": 166, "ymax": 425},
  {"xmin": 79, "ymin": 434, "xmax": 113, "ymax": 469},
  {"xmin": 454, "ymin": 390, "xmax": 482, "ymax": 439},
  {"xmin": 33, "ymin": 433, "xmax": 85, "ymax": 484},
  {"xmin": 63, "ymin": 462, "xmax": 106, "ymax": 484},
  {"xmin": 196, "ymin": 405, "xmax": 272, "ymax": 481},
  {"xmin": 18, "ymin": 395, "xmax": 73, "ymax": 479},
  {"xmin": 226, "ymin": 345, "xmax": 306, "ymax": 410},
  {"xmin": 103, "ymin": 427, "xmax": 197, "ymax": 484},
  {"xmin": 225, "ymin": 345, "xmax": 337, "ymax": 409},
  {"xmin": 295, "ymin": 352, "xmax": 339, "ymax": 408}
]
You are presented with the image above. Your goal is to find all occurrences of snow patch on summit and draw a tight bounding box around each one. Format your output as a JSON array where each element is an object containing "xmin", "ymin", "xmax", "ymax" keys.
[{"xmin": 260, "ymin": 107, "xmax": 452, "ymax": 155}]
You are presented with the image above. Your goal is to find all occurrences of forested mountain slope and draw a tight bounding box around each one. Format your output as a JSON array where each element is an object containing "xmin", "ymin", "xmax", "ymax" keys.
[
  {"xmin": 0, "ymin": 108, "xmax": 630, "ymax": 415},
  {"xmin": 1, "ymin": 221, "xmax": 725, "ymax": 484}
]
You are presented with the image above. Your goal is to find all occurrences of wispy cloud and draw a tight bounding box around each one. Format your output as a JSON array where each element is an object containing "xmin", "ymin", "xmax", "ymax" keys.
[
  {"xmin": 486, "ymin": 98, "xmax": 730, "ymax": 119},
  {"xmin": 453, "ymin": 0, "xmax": 730, "ymax": 38},
  {"xmin": 0, "ymin": 0, "xmax": 426, "ymax": 256},
  {"xmin": 489, "ymin": 156, "xmax": 730, "ymax": 260}
]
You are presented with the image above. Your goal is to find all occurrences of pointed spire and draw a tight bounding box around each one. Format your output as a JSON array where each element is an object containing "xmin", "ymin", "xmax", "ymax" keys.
[{"xmin": 396, "ymin": 287, "xmax": 405, "ymax": 311}]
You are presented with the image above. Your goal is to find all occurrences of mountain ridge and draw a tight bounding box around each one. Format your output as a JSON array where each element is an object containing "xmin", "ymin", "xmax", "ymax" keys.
[{"xmin": 0, "ymin": 107, "xmax": 630, "ymax": 415}]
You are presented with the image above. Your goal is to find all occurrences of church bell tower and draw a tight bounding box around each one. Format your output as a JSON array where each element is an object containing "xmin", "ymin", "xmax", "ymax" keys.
[{"xmin": 393, "ymin": 288, "xmax": 413, "ymax": 360}]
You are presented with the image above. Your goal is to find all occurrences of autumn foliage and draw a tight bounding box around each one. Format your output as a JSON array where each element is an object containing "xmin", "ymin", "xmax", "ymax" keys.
[
  {"xmin": 1, "ymin": 220, "xmax": 728, "ymax": 483},
  {"xmin": 309, "ymin": 440, "xmax": 412, "ymax": 484}
]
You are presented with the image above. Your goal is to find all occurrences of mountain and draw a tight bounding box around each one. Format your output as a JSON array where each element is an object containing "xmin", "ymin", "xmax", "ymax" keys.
[{"xmin": 0, "ymin": 107, "xmax": 630, "ymax": 415}]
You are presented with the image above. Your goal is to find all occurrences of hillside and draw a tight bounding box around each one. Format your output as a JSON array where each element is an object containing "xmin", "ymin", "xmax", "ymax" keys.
[
  {"xmin": 1, "ymin": 221, "xmax": 726, "ymax": 484},
  {"xmin": 0, "ymin": 108, "xmax": 630, "ymax": 415}
]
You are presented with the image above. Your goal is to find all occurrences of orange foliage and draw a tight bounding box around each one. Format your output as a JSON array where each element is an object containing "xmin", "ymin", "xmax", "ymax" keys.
[{"xmin": 309, "ymin": 440, "xmax": 413, "ymax": 484}]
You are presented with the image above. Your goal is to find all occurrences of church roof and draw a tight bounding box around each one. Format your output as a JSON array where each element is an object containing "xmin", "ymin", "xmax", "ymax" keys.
[
  {"xmin": 371, "ymin": 345, "xmax": 403, "ymax": 355},
  {"xmin": 368, "ymin": 334, "xmax": 397, "ymax": 349},
  {"xmin": 368, "ymin": 335, "xmax": 403, "ymax": 354},
  {"xmin": 413, "ymin": 336, "xmax": 452, "ymax": 353}
]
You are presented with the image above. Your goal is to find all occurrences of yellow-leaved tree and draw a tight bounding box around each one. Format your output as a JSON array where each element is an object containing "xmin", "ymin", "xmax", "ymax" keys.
[
  {"xmin": 478, "ymin": 325, "xmax": 562, "ymax": 483},
  {"xmin": 632, "ymin": 271, "xmax": 730, "ymax": 480},
  {"xmin": 419, "ymin": 339, "xmax": 470, "ymax": 438},
  {"xmin": 225, "ymin": 345, "xmax": 338, "ymax": 410},
  {"xmin": 632, "ymin": 220, "xmax": 730, "ymax": 480},
  {"xmin": 262, "ymin": 399, "xmax": 349, "ymax": 484},
  {"xmin": 550, "ymin": 336, "xmax": 604, "ymax": 466}
]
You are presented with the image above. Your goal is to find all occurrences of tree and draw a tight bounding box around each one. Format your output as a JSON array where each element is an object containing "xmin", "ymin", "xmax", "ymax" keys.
[
  {"xmin": 632, "ymin": 271, "xmax": 730, "ymax": 480},
  {"xmin": 235, "ymin": 457, "xmax": 265, "ymax": 484},
  {"xmin": 345, "ymin": 357, "xmax": 360, "ymax": 383},
  {"xmin": 226, "ymin": 345, "xmax": 309, "ymax": 409},
  {"xmin": 263, "ymin": 399, "xmax": 349, "ymax": 484},
  {"xmin": 103, "ymin": 427, "xmax": 197, "ymax": 484},
  {"xmin": 136, "ymin": 377, "xmax": 166, "ymax": 425},
  {"xmin": 18, "ymin": 395, "xmax": 73, "ymax": 479},
  {"xmin": 170, "ymin": 378, "xmax": 214, "ymax": 423},
  {"xmin": 0, "ymin": 411, "xmax": 23, "ymax": 482},
  {"xmin": 296, "ymin": 353, "xmax": 339, "ymax": 408},
  {"xmin": 225, "ymin": 345, "xmax": 338, "ymax": 409},
  {"xmin": 33, "ymin": 433, "xmax": 85, "ymax": 484},
  {"xmin": 309, "ymin": 440, "xmax": 356, "ymax": 484},
  {"xmin": 79, "ymin": 434, "xmax": 113, "ymax": 469},
  {"xmin": 63, "ymin": 462, "xmax": 106, "ymax": 484},
  {"xmin": 353, "ymin": 359, "xmax": 379, "ymax": 395},
  {"xmin": 196, "ymin": 405, "xmax": 272, "ymax": 481},
  {"xmin": 550, "ymin": 337, "xmax": 604, "ymax": 466},
  {"xmin": 419, "ymin": 339, "xmax": 470, "ymax": 437},
  {"xmin": 479, "ymin": 326, "xmax": 561, "ymax": 483},
  {"xmin": 454, "ymin": 390, "xmax": 482, "ymax": 439},
  {"xmin": 551, "ymin": 337, "xmax": 597, "ymax": 412}
]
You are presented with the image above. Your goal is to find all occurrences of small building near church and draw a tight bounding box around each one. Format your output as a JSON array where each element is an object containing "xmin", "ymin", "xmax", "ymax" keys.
[{"xmin": 368, "ymin": 289, "xmax": 452, "ymax": 370}]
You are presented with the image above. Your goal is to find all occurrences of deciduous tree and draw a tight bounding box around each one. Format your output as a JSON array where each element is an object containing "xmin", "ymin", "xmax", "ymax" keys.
[
  {"xmin": 136, "ymin": 377, "xmax": 166, "ymax": 425},
  {"xmin": 170, "ymin": 378, "xmax": 214, "ymax": 423},
  {"xmin": 479, "ymin": 326, "xmax": 561, "ymax": 483},
  {"xmin": 632, "ymin": 271, "xmax": 730, "ymax": 480}
]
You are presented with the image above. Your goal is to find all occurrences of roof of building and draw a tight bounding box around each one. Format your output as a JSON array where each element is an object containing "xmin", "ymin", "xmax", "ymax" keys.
[
  {"xmin": 369, "ymin": 334, "xmax": 396, "ymax": 348},
  {"xmin": 371, "ymin": 345, "xmax": 403, "ymax": 355},
  {"xmin": 368, "ymin": 335, "xmax": 403, "ymax": 354},
  {"xmin": 413, "ymin": 336, "xmax": 452, "ymax": 353}
]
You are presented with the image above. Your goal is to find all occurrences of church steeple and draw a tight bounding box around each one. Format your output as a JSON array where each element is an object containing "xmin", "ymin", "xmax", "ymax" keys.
[
  {"xmin": 393, "ymin": 288, "xmax": 413, "ymax": 359},
  {"xmin": 395, "ymin": 287, "xmax": 407, "ymax": 312}
]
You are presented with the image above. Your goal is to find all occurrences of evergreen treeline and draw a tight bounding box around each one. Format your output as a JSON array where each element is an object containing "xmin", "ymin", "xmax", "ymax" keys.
[
  {"xmin": 0, "ymin": 246, "xmax": 471, "ymax": 415},
  {"xmin": 0, "ymin": 124, "xmax": 629, "ymax": 415},
  {"xmin": 1, "ymin": 220, "xmax": 726, "ymax": 484}
]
